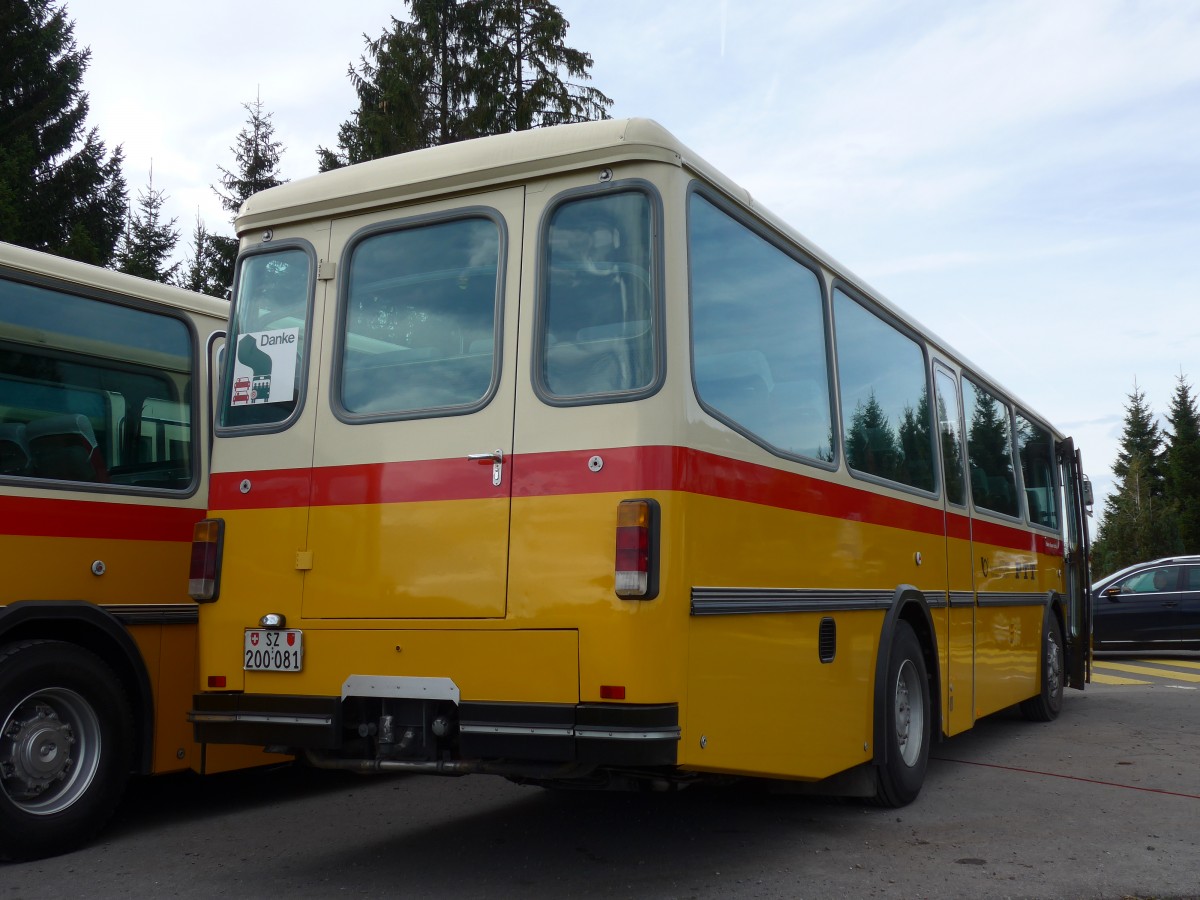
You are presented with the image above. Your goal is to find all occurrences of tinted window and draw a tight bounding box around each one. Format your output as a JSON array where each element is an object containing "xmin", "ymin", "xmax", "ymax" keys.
[
  {"xmin": 221, "ymin": 247, "xmax": 311, "ymax": 427},
  {"xmin": 1016, "ymin": 413, "xmax": 1059, "ymax": 529},
  {"xmin": 1116, "ymin": 566, "xmax": 1180, "ymax": 594},
  {"xmin": 1, "ymin": 276, "xmax": 194, "ymax": 489},
  {"xmin": 539, "ymin": 190, "xmax": 655, "ymax": 399},
  {"xmin": 963, "ymin": 377, "xmax": 1018, "ymax": 516},
  {"xmin": 1184, "ymin": 566, "xmax": 1200, "ymax": 591},
  {"xmin": 689, "ymin": 193, "xmax": 832, "ymax": 462},
  {"xmin": 834, "ymin": 289, "xmax": 933, "ymax": 490},
  {"xmin": 339, "ymin": 218, "xmax": 501, "ymax": 416}
]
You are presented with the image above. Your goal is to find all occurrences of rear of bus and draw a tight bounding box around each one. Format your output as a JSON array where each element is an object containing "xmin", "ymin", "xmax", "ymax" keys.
[{"xmin": 190, "ymin": 119, "xmax": 1089, "ymax": 805}]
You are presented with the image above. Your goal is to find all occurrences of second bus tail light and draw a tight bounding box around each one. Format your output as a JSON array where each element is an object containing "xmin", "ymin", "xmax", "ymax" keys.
[
  {"xmin": 615, "ymin": 499, "xmax": 660, "ymax": 600},
  {"xmin": 189, "ymin": 518, "xmax": 225, "ymax": 602}
]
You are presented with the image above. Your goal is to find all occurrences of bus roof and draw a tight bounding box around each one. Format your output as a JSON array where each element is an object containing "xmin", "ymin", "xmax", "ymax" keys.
[
  {"xmin": 0, "ymin": 240, "xmax": 229, "ymax": 321},
  {"xmin": 237, "ymin": 118, "xmax": 700, "ymax": 231},
  {"xmin": 234, "ymin": 118, "xmax": 1063, "ymax": 439}
]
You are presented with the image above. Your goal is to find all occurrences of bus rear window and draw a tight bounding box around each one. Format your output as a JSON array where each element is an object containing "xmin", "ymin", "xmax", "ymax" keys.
[
  {"xmin": 220, "ymin": 247, "xmax": 311, "ymax": 428},
  {"xmin": 337, "ymin": 216, "xmax": 502, "ymax": 418},
  {"xmin": 537, "ymin": 189, "xmax": 657, "ymax": 401}
]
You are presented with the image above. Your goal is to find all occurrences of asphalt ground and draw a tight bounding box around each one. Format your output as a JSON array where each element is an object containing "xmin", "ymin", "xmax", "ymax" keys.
[{"xmin": 3, "ymin": 655, "xmax": 1198, "ymax": 899}]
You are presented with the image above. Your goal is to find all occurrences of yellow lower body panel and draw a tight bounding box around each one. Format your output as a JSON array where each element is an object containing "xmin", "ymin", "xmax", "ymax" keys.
[
  {"xmin": 681, "ymin": 611, "xmax": 880, "ymax": 780},
  {"xmin": 974, "ymin": 605, "xmax": 1042, "ymax": 718}
]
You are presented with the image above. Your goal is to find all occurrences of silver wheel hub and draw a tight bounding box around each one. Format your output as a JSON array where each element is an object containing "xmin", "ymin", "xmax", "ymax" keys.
[
  {"xmin": 894, "ymin": 659, "xmax": 924, "ymax": 767},
  {"xmin": 3, "ymin": 703, "xmax": 75, "ymax": 799},
  {"xmin": 1, "ymin": 688, "xmax": 100, "ymax": 814}
]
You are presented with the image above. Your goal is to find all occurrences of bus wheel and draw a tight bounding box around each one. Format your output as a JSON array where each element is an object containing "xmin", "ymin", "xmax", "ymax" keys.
[
  {"xmin": 0, "ymin": 640, "xmax": 133, "ymax": 861},
  {"xmin": 1019, "ymin": 613, "xmax": 1064, "ymax": 722},
  {"xmin": 873, "ymin": 620, "xmax": 930, "ymax": 808}
]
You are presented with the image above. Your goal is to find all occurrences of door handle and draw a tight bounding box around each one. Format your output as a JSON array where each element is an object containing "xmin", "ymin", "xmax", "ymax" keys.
[{"xmin": 467, "ymin": 449, "xmax": 504, "ymax": 486}]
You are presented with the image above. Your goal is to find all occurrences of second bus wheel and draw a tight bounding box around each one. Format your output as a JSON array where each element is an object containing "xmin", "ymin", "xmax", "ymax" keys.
[
  {"xmin": 1019, "ymin": 612, "xmax": 1064, "ymax": 722},
  {"xmin": 872, "ymin": 620, "xmax": 931, "ymax": 807},
  {"xmin": 0, "ymin": 639, "xmax": 134, "ymax": 861}
]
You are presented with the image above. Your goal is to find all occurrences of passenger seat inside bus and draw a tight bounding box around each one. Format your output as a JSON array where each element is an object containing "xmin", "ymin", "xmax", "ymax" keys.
[
  {"xmin": 0, "ymin": 423, "xmax": 31, "ymax": 476},
  {"xmin": 26, "ymin": 414, "xmax": 109, "ymax": 483}
]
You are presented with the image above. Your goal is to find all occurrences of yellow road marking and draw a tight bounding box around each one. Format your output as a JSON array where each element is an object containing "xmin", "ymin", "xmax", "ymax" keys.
[
  {"xmin": 1146, "ymin": 658, "xmax": 1200, "ymax": 671},
  {"xmin": 1091, "ymin": 672, "xmax": 1151, "ymax": 685},
  {"xmin": 1093, "ymin": 661, "xmax": 1200, "ymax": 682}
]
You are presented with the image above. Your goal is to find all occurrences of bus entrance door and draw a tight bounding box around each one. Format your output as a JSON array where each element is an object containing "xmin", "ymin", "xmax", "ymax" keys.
[
  {"xmin": 1057, "ymin": 437, "xmax": 1091, "ymax": 687},
  {"xmin": 934, "ymin": 365, "xmax": 976, "ymax": 736}
]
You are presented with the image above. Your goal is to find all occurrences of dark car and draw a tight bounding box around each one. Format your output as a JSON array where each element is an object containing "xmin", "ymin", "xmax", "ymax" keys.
[{"xmin": 1092, "ymin": 555, "xmax": 1200, "ymax": 651}]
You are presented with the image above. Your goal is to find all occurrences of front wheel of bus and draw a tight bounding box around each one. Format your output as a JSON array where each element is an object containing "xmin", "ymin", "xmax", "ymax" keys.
[
  {"xmin": 1019, "ymin": 613, "xmax": 1064, "ymax": 722},
  {"xmin": 0, "ymin": 640, "xmax": 133, "ymax": 861},
  {"xmin": 873, "ymin": 620, "xmax": 930, "ymax": 808}
]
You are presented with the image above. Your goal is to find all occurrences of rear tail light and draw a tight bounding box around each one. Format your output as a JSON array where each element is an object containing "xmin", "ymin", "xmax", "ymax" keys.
[
  {"xmin": 615, "ymin": 499, "xmax": 659, "ymax": 600},
  {"xmin": 189, "ymin": 518, "xmax": 225, "ymax": 602}
]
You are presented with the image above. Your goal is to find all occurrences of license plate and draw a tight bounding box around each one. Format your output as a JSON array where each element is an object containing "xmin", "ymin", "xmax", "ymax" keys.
[{"xmin": 244, "ymin": 629, "xmax": 303, "ymax": 671}]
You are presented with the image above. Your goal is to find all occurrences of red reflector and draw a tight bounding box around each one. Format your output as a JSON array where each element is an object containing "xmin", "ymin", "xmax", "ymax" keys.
[
  {"xmin": 207, "ymin": 675, "xmax": 227, "ymax": 688},
  {"xmin": 600, "ymin": 685, "xmax": 626, "ymax": 700}
]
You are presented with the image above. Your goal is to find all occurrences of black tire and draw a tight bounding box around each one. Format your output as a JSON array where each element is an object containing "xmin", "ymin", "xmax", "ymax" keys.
[
  {"xmin": 0, "ymin": 640, "xmax": 134, "ymax": 861},
  {"xmin": 1019, "ymin": 612, "xmax": 1064, "ymax": 722},
  {"xmin": 873, "ymin": 620, "xmax": 931, "ymax": 808}
]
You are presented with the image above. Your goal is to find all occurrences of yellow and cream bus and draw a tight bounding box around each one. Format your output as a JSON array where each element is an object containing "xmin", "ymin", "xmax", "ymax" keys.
[
  {"xmin": 0, "ymin": 242, "xmax": 268, "ymax": 860},
  {"xmin": 190, "ymin": 119, "xmax": 1091, "ymax": 805}
]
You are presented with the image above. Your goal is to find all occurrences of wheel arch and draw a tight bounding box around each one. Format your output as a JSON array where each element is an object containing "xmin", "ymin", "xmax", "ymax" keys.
[
  {"xmin": 1045, "ymin": 589, "xmax": 1067, "ymax": 652},
  {"xmin": 0, "ymin": 601, "xmax": 155, "ymax": 775},
  {"xmin": 872, "ymin": 585, "xmax": 942, "ymax": 770}
]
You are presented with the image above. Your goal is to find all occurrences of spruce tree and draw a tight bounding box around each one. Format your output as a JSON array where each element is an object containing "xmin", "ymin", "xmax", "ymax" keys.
[
  {"xmin": 0, "ymin": 0, "xmax": 127, "ymax": 264},
  {"xmin": 318, "ymin": 0, "xmax": 612, "ymax": 171},
  {"xmin": 1092, "ymin": 453, "xmax": 1182, "ymax": 577},
  {"xmin": 470, "ymin": 0, "xmax": 613, "ymax": 134},
  {"xmin": 176, "ymin": 212, "xmax": 230, "ymax": 298},
  {"xmin": 1091, "ymin": 382, "xmax": 1179, "ymax": 577},
  {"xmin": 1163, "ymin": 373, "xmax": 1200, "ymax": 554},
  {"xmin": 114, "ymin": 167, "xmax": 180, "ymax": 283},
  {"xmin": 1111, "ymin": 381, "xmax": 1164, "ymax": 498},
  {"xmin": 194, "ymin": 95, "xmax": 287, "ymax": 295},
  {"xmin": 214, "ymin": 95, "xmax": 286, "ymax": 217}
]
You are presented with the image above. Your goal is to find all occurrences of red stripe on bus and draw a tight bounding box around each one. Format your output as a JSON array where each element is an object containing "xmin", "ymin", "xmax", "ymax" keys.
[
  {"xmin": 0, "ymin": 494, "xmax": 203, "ymax": 542},
  {"xmin": 210, "ymin": 469, "xmax": 314, "ymax": 509},
  {"xmin": 210, "ymin": 446, "xmax": 1058, "ymax": 554}
]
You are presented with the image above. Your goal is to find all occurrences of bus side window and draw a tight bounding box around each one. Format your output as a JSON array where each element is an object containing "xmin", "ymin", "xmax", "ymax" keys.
[
  {"xmin": 1, "ymin": 275, "xmax": 196, "ymax": 489},
  {"xmin": 962, "ymin": 376, "xmax": 1020, "ymax": 518},
  {"xmin": 688, "ymin": 191, "xmax": 832, "ymax": 463},
  {"xmin": 540, "ymin": 189, "xmax": 655, "ymax": 399}
]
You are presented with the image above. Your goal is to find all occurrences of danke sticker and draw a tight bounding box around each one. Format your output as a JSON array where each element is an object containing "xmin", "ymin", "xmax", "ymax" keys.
[{"xmin": 230, "ymin": 327, "xmax": 299, "ymax": 405}]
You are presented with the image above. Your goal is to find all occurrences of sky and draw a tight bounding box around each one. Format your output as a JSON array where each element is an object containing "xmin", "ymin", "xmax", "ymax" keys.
[{"xmin": 66, "ymin": 0, "xmax": 1200, "ymax": 518}]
